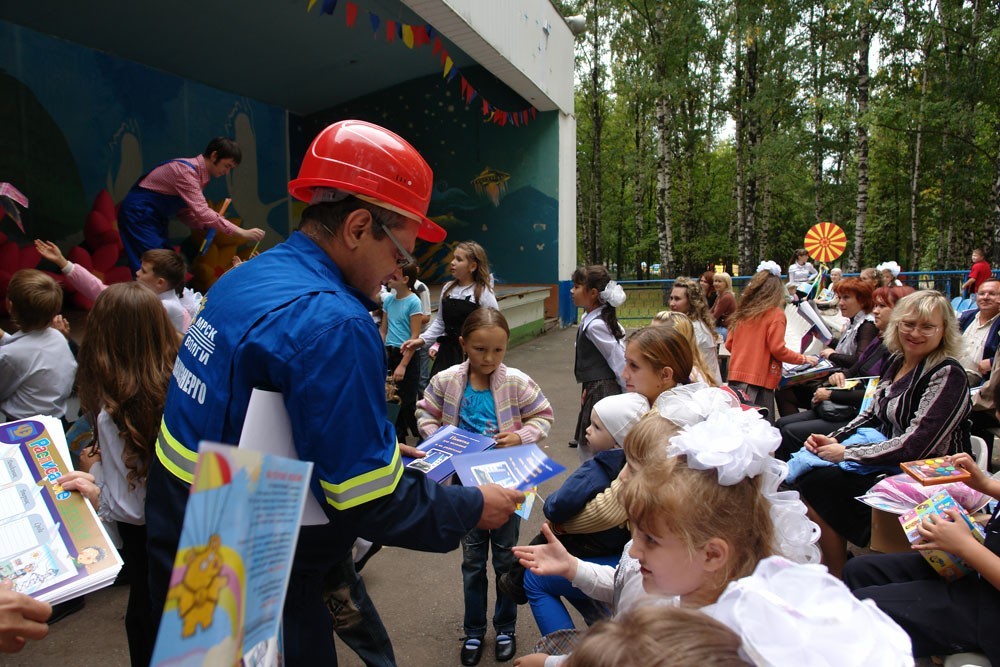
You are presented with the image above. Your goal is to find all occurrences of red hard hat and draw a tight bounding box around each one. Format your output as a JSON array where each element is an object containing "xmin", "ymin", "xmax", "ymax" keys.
[{"xmin": 288, "ymin": 120, "xmax": 445, "ymax": 242}]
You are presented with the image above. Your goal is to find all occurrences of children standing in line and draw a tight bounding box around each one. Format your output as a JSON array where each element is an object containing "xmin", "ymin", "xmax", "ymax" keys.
[
  {"xmin": 0, "ymin": 269, "xmax": 77, "ymax": 423},
  {"xmin": 57, "ymin": 282, "xmax": 180, "ymax": 667},
  {"xmin": 725, "ymin": 262, "xmax": 818, "ymax": 421},
  {"xmin": 35, "ymin": 239, "xmax": 190, "ymax": 334},
  {"xmin": 405, "ymin": 241, "xmax": 498, "ymax": 377},
  {"xmin": 416, "ymin": 307, "xmax": 553, "ymax": 666},
  {"xmin": 380, "ymin": 263, "xmax": 424, "ymax": 443},
  {"xmin": 570, "ymin": 266, "xmax": 627, "ymax": 461}
]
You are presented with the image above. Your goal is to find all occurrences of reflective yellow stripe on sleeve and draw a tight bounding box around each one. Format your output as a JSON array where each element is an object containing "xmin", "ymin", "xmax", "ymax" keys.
[
  {"xmin": 155, "ymin": 419, "xmax": 198, "ymax": 485},
  {"xmin": 320, "ymin": 445, "xmax": 404, "ymax": 510}
]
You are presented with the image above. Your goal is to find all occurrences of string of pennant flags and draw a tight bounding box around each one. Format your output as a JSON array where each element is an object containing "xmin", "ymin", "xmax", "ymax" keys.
[{"xmin": 306, "ymin": 0, "xmax": 538, "ymax": 127}]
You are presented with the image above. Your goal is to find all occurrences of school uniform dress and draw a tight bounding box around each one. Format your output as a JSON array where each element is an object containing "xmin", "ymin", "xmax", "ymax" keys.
[
  {"xmin": 573, "ymin": 307, "xmax": 626, "ymax": 459},
  {"xmin": 117, "ymin": 154, "xmax": 241, "ymax": 272},
  {"xmin": 422, "ymin": 282, "xmax": 499, "ymax": 377},
  {"xmin": 845, "ymin": 503, "xmax": 1000, "ymax": 662},
  {"xmin": 146, "ymin": 231, "xmax": 485, "ymax": 666}
]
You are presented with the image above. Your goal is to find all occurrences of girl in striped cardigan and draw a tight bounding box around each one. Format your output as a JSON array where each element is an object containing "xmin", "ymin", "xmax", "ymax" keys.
[{"xmin": 417, "ymin": 307, "xmax": 553, "ymax": 665}]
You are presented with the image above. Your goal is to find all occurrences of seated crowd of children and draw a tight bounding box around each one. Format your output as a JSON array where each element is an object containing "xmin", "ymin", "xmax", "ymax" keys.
[{"xmin": 4, "ymin": 245, "xmax": 997, "ymax": 667}]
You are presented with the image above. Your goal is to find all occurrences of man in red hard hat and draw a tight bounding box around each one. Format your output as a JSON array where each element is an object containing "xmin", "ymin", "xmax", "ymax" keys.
[{"xmin": 146, "ymin": 121, "xmax": 523, "ymax": 665}]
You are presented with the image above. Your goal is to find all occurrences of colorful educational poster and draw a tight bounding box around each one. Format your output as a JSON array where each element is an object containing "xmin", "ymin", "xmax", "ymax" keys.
[
  {"xmin": 0, "ymin": 416, "xmax": 121, "ymax": 603},
  {"xmin": 150, "ymin": 442, "xmax": 313, "ymax": 667}
]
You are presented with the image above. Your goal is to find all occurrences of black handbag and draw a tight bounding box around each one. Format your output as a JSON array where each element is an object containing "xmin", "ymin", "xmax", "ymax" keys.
[{"xmin": 814, "ymin": 400, "xmax": 857, "ymax": 422}]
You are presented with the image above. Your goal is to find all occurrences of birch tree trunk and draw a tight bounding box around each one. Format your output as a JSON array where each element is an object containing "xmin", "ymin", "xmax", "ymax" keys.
[
  {"xmin": 851, "ymin": 19, "xmax": 871, "ymax": 273},
  {"xmin": 655, "ymin": 94, "xmax": 674, "ymax": 275}
]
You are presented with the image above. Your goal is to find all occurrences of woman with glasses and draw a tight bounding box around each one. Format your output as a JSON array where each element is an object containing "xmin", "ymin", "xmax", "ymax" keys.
[{"xmin": 792, "ymin": 290, "xmax": 972, "ymax": 578}]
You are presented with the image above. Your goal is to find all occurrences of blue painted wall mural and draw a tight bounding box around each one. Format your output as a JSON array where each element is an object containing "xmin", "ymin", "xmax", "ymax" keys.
[
  {"xmin": 297, "ymin": 69, "xmax": 559, "ymax": 285},
  {"xmin": 0, "ymin": 21, "xmax": 289, "ymax": 248}
]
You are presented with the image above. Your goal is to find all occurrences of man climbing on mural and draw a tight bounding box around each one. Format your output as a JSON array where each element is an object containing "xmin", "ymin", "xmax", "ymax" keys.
[
  {"xmin": 145, "ymin": 120, "xmax": 524, "ymax": 666},
  {"xmin": 116, "ymin": 137, "xmax": 266, "ymax": 271}
]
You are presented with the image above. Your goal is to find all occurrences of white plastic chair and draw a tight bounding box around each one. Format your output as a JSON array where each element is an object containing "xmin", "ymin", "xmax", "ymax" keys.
[{"xmin": 970, "ymin": 435, "xmax": 989, "ymax": 471}]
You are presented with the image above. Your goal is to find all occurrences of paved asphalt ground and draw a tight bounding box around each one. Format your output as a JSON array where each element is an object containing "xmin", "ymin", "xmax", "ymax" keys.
[{"xmin": 8, "ymin": 323, "xmax": 586, "ymax": 667}]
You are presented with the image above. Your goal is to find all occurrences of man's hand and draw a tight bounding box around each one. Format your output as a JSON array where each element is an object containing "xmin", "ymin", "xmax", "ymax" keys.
[
  {"xmin": 240, "ymin": 227, "xmax": 266, "ymax": 243},
  {"xmin": 33, "ymin": 240, "xmax": 69, "ymax": 270},
  {"xmin": 392, "ymin": 364, "xmax": 407, "ymax": 382},
  {"xmin": 477, "ymin": 484, "xmax": 524, "ymax": 529},
  {"xmin": 0, "ymin": 581, "xmax": 51, "ymax": 653}
]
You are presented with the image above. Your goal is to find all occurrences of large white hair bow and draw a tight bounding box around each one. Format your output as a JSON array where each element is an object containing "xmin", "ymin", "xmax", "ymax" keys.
[
  {"xmin": 756, "ymin": 260, "xmax": 782, "ymax": 277},
  {"xmin": 599, "ymin": 280, "xmax": 627, "ymax": 307},
  {"xmin": 876, "ymin": 261, "xmax": 901, "ymax": 277},
  {"xmin": 663, "ymin": 404, "xmax": 821, "ymax": 564},
  {"xmin": 705, "ymin": 556, "xmax": 913, "ymax": 667}
]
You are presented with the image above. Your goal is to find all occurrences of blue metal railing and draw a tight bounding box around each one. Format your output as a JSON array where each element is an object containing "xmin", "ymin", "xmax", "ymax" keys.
[{"xmin": 601, "ymin": 270, "xmax": 978, "ymax": 325}]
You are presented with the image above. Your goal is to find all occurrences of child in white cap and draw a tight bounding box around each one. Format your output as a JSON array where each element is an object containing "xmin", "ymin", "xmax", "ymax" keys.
[{"xmin": 500, "ymin": 393, "xmax": 651, "ymax": 634}]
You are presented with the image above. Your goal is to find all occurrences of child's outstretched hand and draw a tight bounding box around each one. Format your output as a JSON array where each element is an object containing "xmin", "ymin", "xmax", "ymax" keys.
[
  {"xmin": 33, "ymin": 240, "xmax": 68, "ymax": 270},
  {"xmin": 914, "ymin": 508, "xmax": 980, "ymax": 558},
  {"xmin": 493, "ymin": 432, "xmax": 521, "ymax": 448},
  {"xmin": 512, "ymin": 523, "xmax": 576, "ymax": 580},
  {"xmin": 56, "ymin": 471, "xmax": 100, "ymax": 508}
]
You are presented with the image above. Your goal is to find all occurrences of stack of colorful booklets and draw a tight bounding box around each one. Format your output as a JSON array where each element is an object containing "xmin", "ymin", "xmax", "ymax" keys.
[
  {"xmin": 0, "ymin": 416, "xmax": 122, "ymax": 604},
  {"xmin": 898, "ymin": 489, "xmax": 985, "ymax": 582}
]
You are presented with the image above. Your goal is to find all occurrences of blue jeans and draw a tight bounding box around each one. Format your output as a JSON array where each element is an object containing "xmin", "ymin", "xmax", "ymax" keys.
[
  {"xmin": 462, "ymin": 516, "xmax": 520, "ymax": 637},
  {"xmin": 523, "ymin": 555, "xmax": 619, "ymax": 636},
  {"xmin": 323, "ymin": 554, "xmax": 396, "ymax": 667}
]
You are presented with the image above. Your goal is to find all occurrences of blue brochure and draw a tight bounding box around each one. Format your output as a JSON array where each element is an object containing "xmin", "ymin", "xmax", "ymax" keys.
[
  {"xmin": 451, "ymin": 445, "xmax": 566, "ymax": 493},
  {"xmin": 402, "ymin": 425, "xmax": 496, "ymax": 483}
]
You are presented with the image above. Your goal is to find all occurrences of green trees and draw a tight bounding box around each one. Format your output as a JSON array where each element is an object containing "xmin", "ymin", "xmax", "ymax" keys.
[{"xmin": 571, "ymin": 0, "xmax": 1000, "ymax": 276}]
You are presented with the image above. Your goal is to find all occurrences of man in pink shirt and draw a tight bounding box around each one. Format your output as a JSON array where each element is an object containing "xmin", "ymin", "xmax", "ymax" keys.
[{"xmin": 117, "ymin": 137, "xmax": 265, "ymax": 271}]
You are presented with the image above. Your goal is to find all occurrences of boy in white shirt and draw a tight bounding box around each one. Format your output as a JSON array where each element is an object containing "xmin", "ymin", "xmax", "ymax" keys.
[
  {"xmin": 0, "ymin": 270, "xmax": 77, "ymax": 421},
  {"xmin": 35, "ymin": 240, "xmax": 190, "ymax": 334}
]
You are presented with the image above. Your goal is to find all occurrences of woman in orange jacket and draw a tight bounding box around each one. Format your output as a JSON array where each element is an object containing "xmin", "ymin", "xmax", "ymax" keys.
[{"xmin": 725, "ymin": 261, "xmax": 818, "ymax": 421}]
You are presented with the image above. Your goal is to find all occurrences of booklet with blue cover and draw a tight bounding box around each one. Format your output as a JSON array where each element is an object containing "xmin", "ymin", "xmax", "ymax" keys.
[
  {"xmin": 150, "ymin": 442, "xmax": 313, "ymax": 667},
  {"xmin": 451, "ymin": 445, "xmax": 566, "ymax": 492},
  {"xmin": 401, "ymin": 425, "xmax": 496, "ymax": 483}
]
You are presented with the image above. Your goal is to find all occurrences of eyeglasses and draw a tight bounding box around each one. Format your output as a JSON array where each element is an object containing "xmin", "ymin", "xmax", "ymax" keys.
[
  {"xmin": 378, "ymin": 220, "xmax": 417, "ymax": 268},
  {"xmin": 897, "ymin": 320, "xmax": 941, "ymax": 336},
  {"xmin": 319, "ymin": 213, "xmax": 416, "ymax": 268}
]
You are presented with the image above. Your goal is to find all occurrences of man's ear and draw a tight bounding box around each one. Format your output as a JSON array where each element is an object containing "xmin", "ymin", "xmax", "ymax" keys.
[{"xmin": 340, "ymin": 209, "xmax": 374, "ymax": 251}]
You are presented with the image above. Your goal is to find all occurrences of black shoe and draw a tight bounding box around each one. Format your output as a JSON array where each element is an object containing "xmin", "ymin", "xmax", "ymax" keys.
[
  {"xmin": 495, "ymin": 633, "xmax": 516, "ymax": 662},
  {"xmin": 498, "ymin": 568, "xmax": 528, "ymax": 606},
  {"xmin": 48, "ymin": 596, "xmax": 85, "ymax": 625},
  {"xmin": 461, "ymin": 637, "xmax": 484, "ymax": 666},
  {"xmin": 568, "ymin": 440, "xmax": 578, "ymax": 448}
]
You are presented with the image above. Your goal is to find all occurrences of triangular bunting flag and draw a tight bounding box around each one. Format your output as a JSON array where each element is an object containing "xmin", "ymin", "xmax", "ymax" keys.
[
  {"xmin": 412, "ymin": 25, "xmax": 430, "ymax": 47},
  {"xmin": 307, "ymin": 0, "xmax": 318, "ymax": 12},
  {"xmin": 446, "ymin": 65, "xmax": 458, "ymax": 82},
  {"xmin": 443, "ymin": 56, "xmax": 454, "ymax": 78},
  {"xmin": 482, "ymin": 100, "xmax": 489, "ymax": 115},
  {"xmin": 345, "ymin": 2, "xmax": 358, "ymax": 27},
  {"xmin": 426, "ymin": 25, "xmax": 435, "ymax": 40},
  {"xmin": 530, "ymin": 108, "xmax": 537, "ymax": 119},
  {"xmin": 321, "ymin": 0, "xmax": 338, "ymax": 16},
  {"xmin": 386, "ymin": 20, "xmax": 396, "ymax": 41},
  {"xmin": 432, "ymin": 37, "xmax": 442, "ymax": 55},
  {"xmin": 369, "ymin": 11, "xmax": 380, "ymax": 34},
  {"xmin": 402, "ymin": 24, "xmax": 414, "ymax": 48}
]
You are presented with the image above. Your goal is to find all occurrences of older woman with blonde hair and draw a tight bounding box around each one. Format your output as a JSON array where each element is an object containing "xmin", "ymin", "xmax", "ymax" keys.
[
  {"xmin": 710, "ymin": 272, "xmax": 736, "ymax": 336},
  {"xmin": 794, "ymin": 290, "xmax": 971, "ymax": 577}
]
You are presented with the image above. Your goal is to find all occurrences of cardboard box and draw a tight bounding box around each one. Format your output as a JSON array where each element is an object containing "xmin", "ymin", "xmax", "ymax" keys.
[{"xmin": 870, "ymin": 508, "xmax": 911, "ymax": 554}]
